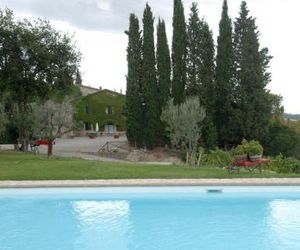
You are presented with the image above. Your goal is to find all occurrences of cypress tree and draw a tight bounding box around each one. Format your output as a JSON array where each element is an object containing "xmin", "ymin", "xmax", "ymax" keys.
[
  {"xmin": 171, "ymin": 0, "xmax": 187, "ymax": 105},
  {"xmin": 75, "ymin": 69, "xmax": 82, "ymax": 85},
  {"xmin": 156, "ymin": 18, "xmax": 171, "ymax": 112},
  {"xmin": 156, "ymin": 18, "xmax": 171, "ymax": 142},
  {"xmin": 215, "ymin": 0, "xmax": 235, "ymax": 147},
  {"xmin": 186, "ymin": 3, "xmax": 202, "ymax": 96},
  {"xmin": 125, "ymin": 14, "xmax": 143, "ymax": 147},
  {"xmin": 199, "ymin": 21, "xmax": 215, "ymax": 114},
  {"xmin": 199, "ymin": 20, "xmax": 217, "ymax": 149},
  {"xmin": 233, "ymin": 1, "xmax": 272, "ymax": 143},
  {"xmin": 142, "ymin": 4, "xmax": 159, "ymax": 148}
]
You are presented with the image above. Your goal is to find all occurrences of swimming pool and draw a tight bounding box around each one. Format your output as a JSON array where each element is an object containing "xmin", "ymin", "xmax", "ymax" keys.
[{"xmin": 0, "ymin": 186, "xmax": 300, "ymax": 250}]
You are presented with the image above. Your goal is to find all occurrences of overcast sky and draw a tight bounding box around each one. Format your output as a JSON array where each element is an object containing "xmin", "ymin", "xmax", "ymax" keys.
[{"xmin": 0, "ymin": 0, "xmax": 299, "ymax": 113}]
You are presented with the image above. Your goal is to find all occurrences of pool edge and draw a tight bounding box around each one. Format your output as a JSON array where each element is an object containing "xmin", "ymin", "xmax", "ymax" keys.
[{"xmin": 1, "ymin": 178, "xmax": 300, "ymax": 188}]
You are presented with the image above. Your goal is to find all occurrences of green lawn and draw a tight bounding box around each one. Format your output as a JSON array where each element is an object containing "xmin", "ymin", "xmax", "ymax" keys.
[{"xmin": 0, "ymin": 151, "xmax": 300, "ymax": 180}]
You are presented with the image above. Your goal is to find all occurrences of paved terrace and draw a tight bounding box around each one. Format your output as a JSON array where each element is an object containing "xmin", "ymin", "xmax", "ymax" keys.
[{"xmin": 1, "ymin": 178, "xmax": 300, "ymax": 188}]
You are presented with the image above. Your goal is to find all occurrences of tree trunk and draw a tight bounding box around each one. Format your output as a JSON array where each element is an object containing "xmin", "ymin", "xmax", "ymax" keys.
[{"xmin": 47, "ymin": 140, "xmax": 53, "ymax": 158}]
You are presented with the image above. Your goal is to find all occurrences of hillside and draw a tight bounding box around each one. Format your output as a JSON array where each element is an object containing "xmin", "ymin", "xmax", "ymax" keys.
[{"xmin": 284, "ymin": 113, "xmax": 300, "ymax": 121}]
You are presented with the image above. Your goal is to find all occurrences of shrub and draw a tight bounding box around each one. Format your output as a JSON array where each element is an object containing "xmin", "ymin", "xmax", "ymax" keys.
[
  {"xmin": 263, "ymin": 120, "xmax": 298, "ymax": 157},
  {"xmin": 232, "ymin": 145, "xmax": 246, "ymax": 156},
  {"xmin": 247, "ymin": 140, "xmax": 263, "ymax": 156},
  {"xmin": 204, "ymin": 148, "xmax": 233, "ymax": 167},
  {"xmin": 232, "ymin": 139, "xmax": 263, "ymax": 156},
  {"xmin": 266, "ymin": 154, "xmax": 300, "ymax": 173}
]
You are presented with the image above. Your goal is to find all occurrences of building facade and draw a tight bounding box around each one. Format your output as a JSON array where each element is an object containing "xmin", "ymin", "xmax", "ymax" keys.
[{"xmin": 76, "ymin": 89, "xmax": 126, "ymax": 134}]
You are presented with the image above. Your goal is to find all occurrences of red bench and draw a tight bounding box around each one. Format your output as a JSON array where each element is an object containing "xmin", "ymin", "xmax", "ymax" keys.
[
  {"xmin": 227, "ymin": 159, "xmax": 270, "ymax": 173},
  {"xmin": 35, "ymin": 139, "xmax": 55, "ymax": 145}
]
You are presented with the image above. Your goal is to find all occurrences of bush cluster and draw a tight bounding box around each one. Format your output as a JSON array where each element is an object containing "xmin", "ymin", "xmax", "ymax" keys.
[{"xmin": 266, "ymin": 154, "xmax": 300, "ymax": 173}]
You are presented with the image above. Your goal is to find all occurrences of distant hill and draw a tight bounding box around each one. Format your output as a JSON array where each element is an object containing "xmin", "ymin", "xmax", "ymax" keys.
[{"xmin": 284, "ymin": 113, "xmax": 300, "ymax": 121}]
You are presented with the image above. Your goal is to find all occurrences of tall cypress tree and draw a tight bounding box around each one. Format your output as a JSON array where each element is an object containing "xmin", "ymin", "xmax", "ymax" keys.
[
  {"xmin": 171, "ymin": 0, "xmax": 187, "ymax": 105},
  {"xmin": 156, "ymin": 18, "xmax": 171, "ymax": 112},
  {"xmin": 199, "ymin": 20, "xmax": 217, "ymax": 149},
  {"xmin": 142, "ymin": 4, "xmax": 159, "ymax": 148},
  {"xmin": 199, "ymin": 21, "xmax": 215, "ymax": 115},
  {"xmin": 186, "ymin": 3, "xmax": 202, "ymax": 96},
  {"xmin": 233, "ymin": 1, "xmax": 272, "ymax": 143},
  {"xmin": 215, "ymin": 0, "xmax": 235, "ymax": 147},
  {"xmin": 125, "ymin": 14, "xmax": 143, "ymax": 147},
  {"xmin": 156, "ymin": 18, "xmax": 171, "ymax": 142}
]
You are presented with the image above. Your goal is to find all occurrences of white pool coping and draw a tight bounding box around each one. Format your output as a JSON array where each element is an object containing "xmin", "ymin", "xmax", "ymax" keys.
[{"xmin": 1, "ymin": 178, "xmax": 300, "ymax": 188}]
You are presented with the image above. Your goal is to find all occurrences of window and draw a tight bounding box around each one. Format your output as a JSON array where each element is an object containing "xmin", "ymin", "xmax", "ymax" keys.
[
  {"xmin": 85, "ymin": 122, "xmax": 92, "ymax": 131},
  {"xmin": 105, "ymin": 105, "xmax": 114, "ymax": 115}
]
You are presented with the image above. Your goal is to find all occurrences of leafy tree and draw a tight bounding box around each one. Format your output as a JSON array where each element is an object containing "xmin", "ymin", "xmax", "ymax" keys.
[
  {"xmin": 263, "ymin": 119, "xmax": 298, "ymax": 157},
  {"xmin": 125, "ymin": 14, "xmax": 143, "ymax": 147},
  {"xmin": 161, "ymin": 97, "xmax": 206, "ymax": 164},
  {"xmin": 32, "ymin": 98, "xmax": 75, "ymax": 157},
  {"xmin": 186, "ymin": 3, "xmax": 202, "ymax": 96},
  {"xmin": 268, "ymin": 93, "xmax": 284, "ymax": 119},
  {"xmin": 142, "ymin": 4, "xmax": 159, "ymax": 148},
  {"xmin": 156, "ymin": 18, "xmax": 171, "ymax": 142},
  {"xmin": 233, "ymin": 1, "xmax": 272, "ymax": 143},
  {"xmin": 215, "ymin": 0, "xmax": 235, "ymax": 147},
  {"xmin": 171, "ymin": 0, "xmax": 187, "ymax": 105},
  {"xmin": 0, "ymin": 9, "xmax": 80, "ymax": 151}
]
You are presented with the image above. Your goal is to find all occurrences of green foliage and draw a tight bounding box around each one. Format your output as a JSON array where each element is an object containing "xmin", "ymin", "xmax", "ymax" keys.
[
  {"xmin": 156, "ymin": 19, "xmax": 171, "ymax": 110},
  {"xmin": 125, "ymin": 14, "xmax": 143, "ymax": 146},
  {"xmin": 185, "ymin": 4, "xmax": 216, "ymax": 149},
  {"xmin": 232, "ymin": 1, "xmax": 272, "ymax": 143},
  {"xmin": 0, "ymin": 102, "xmax": 7, "ymax": 135},
  {"xmin": 202, "ymin": 120, "xmax": 218, "ymax": 149},
  {"xmin": 266, "ymin": 155, "xmax": 300, "ymax": 173},
  {"xmin": 75, "ymin": 69, "xmax": 82, "ymax": 85},
  {"xmin": 156, "ymin": 18, "xmax": 171, "ymax": 144},
  {"xmin": 171, "ymin": 0, "xmax": 187, "ymax": 105},
  {"xmin": 199, "ymin": 21, "xmax": 215, "ymax": 116},
  {"xmin": 0, "ymin": 8, "xmax": 80, "ymax": 150},
  {"xmin": 204, "ymin": 148, "xmax": 233, "ymax": 167},
  {"xmin": 246, "ymin": 140, "xmax": 263, "ymax": 156},
  {"xmin": 232, "ymin": 139, "xmax": 263, "ymax": 156},
  {"xmin": 142, "ymin": 4, "xmax": 160, "ymax": 148},
  {"xmin": 186, "ymin": 3, "xmax": 202, "ymax": 96},
  {"xmin": 215, "ymin": 0, "xmax": 235, "ymax": 147},
  {"xmin": 263, "ymin": 119, "xmax": 298, "ymax": 157},
  {"xmin": 76, "ymin": 90, "xmax": 126, "ymax": 131},
  {"xmin": 232, "ymin": 144, "xmax": 246, "ymax": 156},
  {"xmin": 161, "ymin": 97, "xmax": 206, "ymax": 165}
]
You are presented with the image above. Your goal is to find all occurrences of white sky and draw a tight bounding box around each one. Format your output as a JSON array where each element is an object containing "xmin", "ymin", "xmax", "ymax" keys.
[{"xmin": 0, "ymin": 0, "xmax": 299, "ymax": 113}]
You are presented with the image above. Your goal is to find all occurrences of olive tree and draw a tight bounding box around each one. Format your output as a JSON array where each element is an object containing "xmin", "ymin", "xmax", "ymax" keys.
[
  {"xmin": 32, "ymin": 98, "xmax": 75, "ymax": 157},
  {"xmin": 161, "ymin": 97, "xmax": 206, "ymax": 164}
]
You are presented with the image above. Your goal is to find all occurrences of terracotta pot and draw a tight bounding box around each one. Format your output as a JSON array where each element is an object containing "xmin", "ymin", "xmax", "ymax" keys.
[{"xmin": 249, "ymin": 155, "xmax": 262, "ymax": 162}]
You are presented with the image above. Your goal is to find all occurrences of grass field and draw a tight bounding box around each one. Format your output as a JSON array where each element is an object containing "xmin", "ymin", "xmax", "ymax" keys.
[{"xmin": 1, "ymin": 151, "xmax": 300, "ymax": 180}]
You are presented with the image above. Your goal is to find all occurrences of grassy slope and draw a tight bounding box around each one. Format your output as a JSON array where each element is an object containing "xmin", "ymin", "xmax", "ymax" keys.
[{"xmin": 0, "ymin": 151, "xmax": 300, "ymax": 180}]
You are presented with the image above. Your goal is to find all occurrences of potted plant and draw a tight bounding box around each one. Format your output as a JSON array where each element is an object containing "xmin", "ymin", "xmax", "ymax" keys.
[
  {"xmin": 247, "ymin": 140, "xmax": 263, "ymax": 161},
  {"xmin": 232, "ymin": 145, "xmax": 247, "ymax": 162}
]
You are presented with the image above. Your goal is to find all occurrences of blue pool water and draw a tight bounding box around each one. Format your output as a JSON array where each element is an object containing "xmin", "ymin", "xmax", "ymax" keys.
[{"xmin": 0, "ymin": 186, "xmax": 300, "ymax": 250}]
